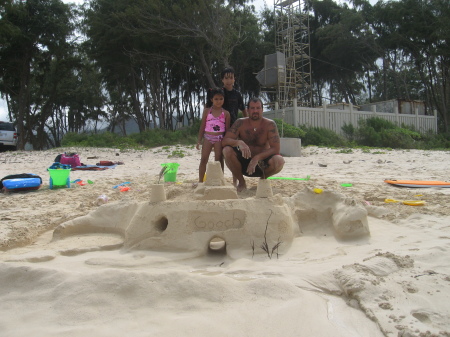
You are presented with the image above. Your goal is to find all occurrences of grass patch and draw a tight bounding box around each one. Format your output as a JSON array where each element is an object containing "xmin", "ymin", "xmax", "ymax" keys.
[{"xmin": 336, "ymin": 148, "xmax": 353, "ymax": 154}]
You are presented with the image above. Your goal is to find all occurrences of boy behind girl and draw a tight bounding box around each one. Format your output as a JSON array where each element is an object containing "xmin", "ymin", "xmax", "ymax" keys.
[{"xmin": 221, "ymin": 67, "xmax": 247, "ymax": 126}]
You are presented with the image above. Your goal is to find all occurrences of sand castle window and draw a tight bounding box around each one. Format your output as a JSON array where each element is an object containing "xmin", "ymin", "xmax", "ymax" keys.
[
  {"xmin": 208, "ymin": 237, "xmax": 226, "ymax": 254},
  {"xmin": 154, "ymin": 216, "xmax": 168, "ymax": 233}
]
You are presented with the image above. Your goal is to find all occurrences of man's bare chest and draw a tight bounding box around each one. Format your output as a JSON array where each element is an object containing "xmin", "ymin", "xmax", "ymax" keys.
[{"xmin": 241, "ymin": 128, "xmax": 267, "ymax": 147}]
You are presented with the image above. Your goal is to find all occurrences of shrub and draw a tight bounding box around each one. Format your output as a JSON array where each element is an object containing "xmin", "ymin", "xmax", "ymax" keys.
[
  {"xmin": 379, "ymin": 129, "xmax": 416, "ymax": 149},
  {"xmin": 273, "ymin": 119, "xmax": 306, "ymax": 138},
  {"xmin": 129, "ymin": 128, "xmax": 197, "ymax": 147},
  {"xmin": 361, "ymin": 117, "xmax": 397, "ymax": 132},
  {"xmin": 342, "ymin": 123, "xmax": 355, "ymax": 141},
  {"xmin": 301, "ymin": 126, "xmax": 347, "ymax": 147},
  {"xmin": 353, "ymin": 117, "xmax": 422, "ymax": 148},
  {"xmin": 355, "ymin": 124, "xmax": 381, "ymax": 147},
  {"xmin": 60, "ymin": 115, "xmax": 449, "ymax": 151},
  {"xmin": 419, "ymin": 132, "xmax": 450, "ymax": 149},
  {"xmin": 61, "ymin": 132, "xmax": 90, "ymax": 145},
  {"xmin": 61, "ymin": 132, "xmax": 136, "ymax": 148}
]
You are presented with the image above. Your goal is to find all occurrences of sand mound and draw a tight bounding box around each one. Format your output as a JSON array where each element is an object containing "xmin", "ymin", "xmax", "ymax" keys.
[{"xmin": 1, "ymin": 146, "xmax": 450, "ymax": 336}]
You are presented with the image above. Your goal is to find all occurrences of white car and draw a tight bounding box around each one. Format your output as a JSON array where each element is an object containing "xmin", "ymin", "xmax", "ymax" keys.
[{"xmin": 0, "ymin": 121, "xmax": 18, "ymax": 150}]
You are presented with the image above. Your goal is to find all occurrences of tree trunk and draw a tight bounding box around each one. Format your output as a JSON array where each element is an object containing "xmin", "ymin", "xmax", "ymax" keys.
[
  {"xmin": 198, "ymin": 45, "xmax": 216, "ymax": 88},
  {"xmin": 129, "ymin": 70, "xmax": 146, "ymax": 132},
  {"xmin": 17, "ymin": 56, "xmax": 31, "ymax": 150}
]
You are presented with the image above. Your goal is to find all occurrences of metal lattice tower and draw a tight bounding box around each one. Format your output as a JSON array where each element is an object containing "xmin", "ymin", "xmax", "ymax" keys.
[{"xmin": 275, "ymin": 0, "xmax": 312, "ymax": 108}]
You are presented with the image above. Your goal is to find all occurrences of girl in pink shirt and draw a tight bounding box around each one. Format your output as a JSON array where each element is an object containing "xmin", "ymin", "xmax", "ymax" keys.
[{"xmin": 196, "ymin": 88, "xmax": 231, "ymax": 183}]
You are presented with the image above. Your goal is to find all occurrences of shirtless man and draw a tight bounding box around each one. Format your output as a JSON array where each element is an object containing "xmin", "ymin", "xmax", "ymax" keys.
[{"xmin": 222, "ymin": 97, "xmax": 285, "ymax": 191}]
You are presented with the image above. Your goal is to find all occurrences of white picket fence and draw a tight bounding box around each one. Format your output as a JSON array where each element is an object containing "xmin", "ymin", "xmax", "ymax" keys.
[{"xmin": 263, "ymin": 103, "xmax": 438, "ymax": 136}]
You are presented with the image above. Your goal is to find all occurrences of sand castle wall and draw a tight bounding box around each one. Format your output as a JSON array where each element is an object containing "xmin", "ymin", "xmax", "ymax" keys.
[
  {"xmin": 53, "ymin": 195, "xmax": 297, "ymax": 257},
  {"xmin": 53, "ymin": 162, "xmax": 369, "ymax": 257}
]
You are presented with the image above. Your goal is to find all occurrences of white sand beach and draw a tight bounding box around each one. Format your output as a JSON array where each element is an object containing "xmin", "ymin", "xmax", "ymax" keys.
[{"xmin": 1, "ymin": 145, "xmax": 449, "ymax": 337}]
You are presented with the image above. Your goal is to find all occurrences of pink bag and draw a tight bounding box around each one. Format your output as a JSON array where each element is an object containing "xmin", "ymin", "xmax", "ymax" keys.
[{"xmin": 60, "ymin": 153, "xmax": 81, "ymax": 168}]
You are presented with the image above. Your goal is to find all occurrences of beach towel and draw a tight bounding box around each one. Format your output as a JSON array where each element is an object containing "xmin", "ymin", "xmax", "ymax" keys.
[
  {"xmin": 96, "ymin": 160, "xmax": 115, "ymax": 166},
  {"xmin": 71, "ymin": 165, "xmax": 109, "ymax": 171}
]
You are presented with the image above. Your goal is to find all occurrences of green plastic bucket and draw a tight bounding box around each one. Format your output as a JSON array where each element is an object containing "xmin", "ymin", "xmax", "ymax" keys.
[
  {"xmin": 48, "ymin": 169, "xmax": 71, "ymax": 189},
  {"xmin": 161, "ymin": 163, "xmax": 180, "ymax": 182}
]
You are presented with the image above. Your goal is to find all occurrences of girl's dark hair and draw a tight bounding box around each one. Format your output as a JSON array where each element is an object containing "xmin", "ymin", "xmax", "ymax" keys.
[{"xmin": 206, "ymin": 87, "xmax": 224, "ymax": 108}]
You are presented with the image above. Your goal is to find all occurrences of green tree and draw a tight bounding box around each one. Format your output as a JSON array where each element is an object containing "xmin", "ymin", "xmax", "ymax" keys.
[
  {"xmin": 83, "ymin": 0, "xmax": 150, "ymax": 132},
  {"xmin": 371, "ymin": 0, "xmax": 450, "ymax": 131},
  {"xmin": 0, "ymin": 0, "xmax": 76, "ymax": 149},
  {"xmin": 83, "ymin": 0, "xmax": 263, "ymax": 132},
  {"xmin": 308, "ymin": 0, "xmax": 380, "ymax": 105}
]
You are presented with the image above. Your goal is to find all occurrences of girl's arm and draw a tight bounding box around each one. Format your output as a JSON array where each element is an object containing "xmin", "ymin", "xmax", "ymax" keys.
[
  {"xmin": 197, "ymin": 108, "xmax": 208, "ymax": 149},
  {"xmin": 224, "ymin": 110, "xmax": 231, "ymax": 131}
]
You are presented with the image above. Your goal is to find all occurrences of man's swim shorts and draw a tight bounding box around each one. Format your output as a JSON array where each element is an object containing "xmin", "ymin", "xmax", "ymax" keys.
[{"xmin": 231, "ymin": 146, "xmax": 274, "ymax": 177}]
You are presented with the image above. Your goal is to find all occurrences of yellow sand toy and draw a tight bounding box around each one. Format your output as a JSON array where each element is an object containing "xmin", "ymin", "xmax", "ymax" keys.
[{"xmin": 384, "ymin": 198, "xmax": 425, "ymax": 206}]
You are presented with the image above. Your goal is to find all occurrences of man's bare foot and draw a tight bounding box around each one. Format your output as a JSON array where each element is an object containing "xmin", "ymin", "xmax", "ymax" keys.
[
  {"xmin": 236, "ymin": 183, "xmax": 247, "ymax": 192},
  {"xmin": 232, "ymin": 176, "xmax": 238, "ymax": 187}
]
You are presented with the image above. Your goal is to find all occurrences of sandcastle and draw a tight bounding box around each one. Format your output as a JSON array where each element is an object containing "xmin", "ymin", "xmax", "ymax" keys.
[{"xmin": 53, "ymin": 162, "xmax": 370, "ymax": 258}]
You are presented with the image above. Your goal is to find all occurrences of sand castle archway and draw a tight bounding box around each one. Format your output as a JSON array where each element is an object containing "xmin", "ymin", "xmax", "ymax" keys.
[
  {"xmin": 208, "ymin": 237, "xmax": 227, "ymax": 255},
  {"xmin": 153, "ymin": 215, "xmax": 168, "ymax": 233}
]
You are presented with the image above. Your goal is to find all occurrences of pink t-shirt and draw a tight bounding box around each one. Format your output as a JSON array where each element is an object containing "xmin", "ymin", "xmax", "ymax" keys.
[{"xmin": 205, "ymin": 109, "xmax": 226, "ymax": 132}]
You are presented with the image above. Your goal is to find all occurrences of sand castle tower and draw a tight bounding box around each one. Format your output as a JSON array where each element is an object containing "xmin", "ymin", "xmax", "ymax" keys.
[
  {"xmin": 194, "ymin": 161, "xmax": 238, "ymax": 200},
  {"xmin": 194, "ymin": 161, "xmax": 274, "ymax": 199}
]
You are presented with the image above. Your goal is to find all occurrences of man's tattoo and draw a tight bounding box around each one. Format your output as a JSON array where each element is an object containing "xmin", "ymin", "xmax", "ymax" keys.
[
  {"xmin": 230, "ymin": 120, "xmax": 243, "ymax": 134},
  {"xmin": 268, "ymin": 121, "xmax": 280, "ymax": 143},
  {"xmin": 271, "ymin": 135, "xmax": 280, "ymax": 144}
]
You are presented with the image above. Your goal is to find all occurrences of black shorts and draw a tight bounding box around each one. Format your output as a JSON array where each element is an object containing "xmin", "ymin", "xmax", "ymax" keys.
[{"xmin": 232, "ymin": 147, "xmax": 274, "ymax": 177}]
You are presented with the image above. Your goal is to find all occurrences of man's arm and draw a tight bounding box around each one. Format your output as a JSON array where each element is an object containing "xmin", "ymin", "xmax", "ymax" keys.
[
  {"xmin": 243, "ymin": 120, "xmax": 280, "ymax": 175},
  {"xmin": 222, "ymin": 119, "xmax": 251, "ymax": 159},
  {"xmin": 266, "ymin": 119, "xmax": 281, "ymax": 154},
  {"xmin": 222, "ymin": 119, "xmax": 241, "ymax": 147},
  {"xmin": 251, "ymin": 120, "xmax": 281, "ymax": 161}
]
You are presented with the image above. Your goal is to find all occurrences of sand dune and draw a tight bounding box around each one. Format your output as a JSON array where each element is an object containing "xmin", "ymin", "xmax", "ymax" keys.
[{"xmin": 1, "ymin": 146, "xmax": 449, "ymax": 337}]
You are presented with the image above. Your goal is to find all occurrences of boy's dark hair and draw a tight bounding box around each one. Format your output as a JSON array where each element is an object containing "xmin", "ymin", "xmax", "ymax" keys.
[
  {"xmin": 206, "ymin": 87, "xmax": 225, "ymax": 108},
  {"xmin": 221, "ymin": 67, "xmax": 235, "ymax": 79}
]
